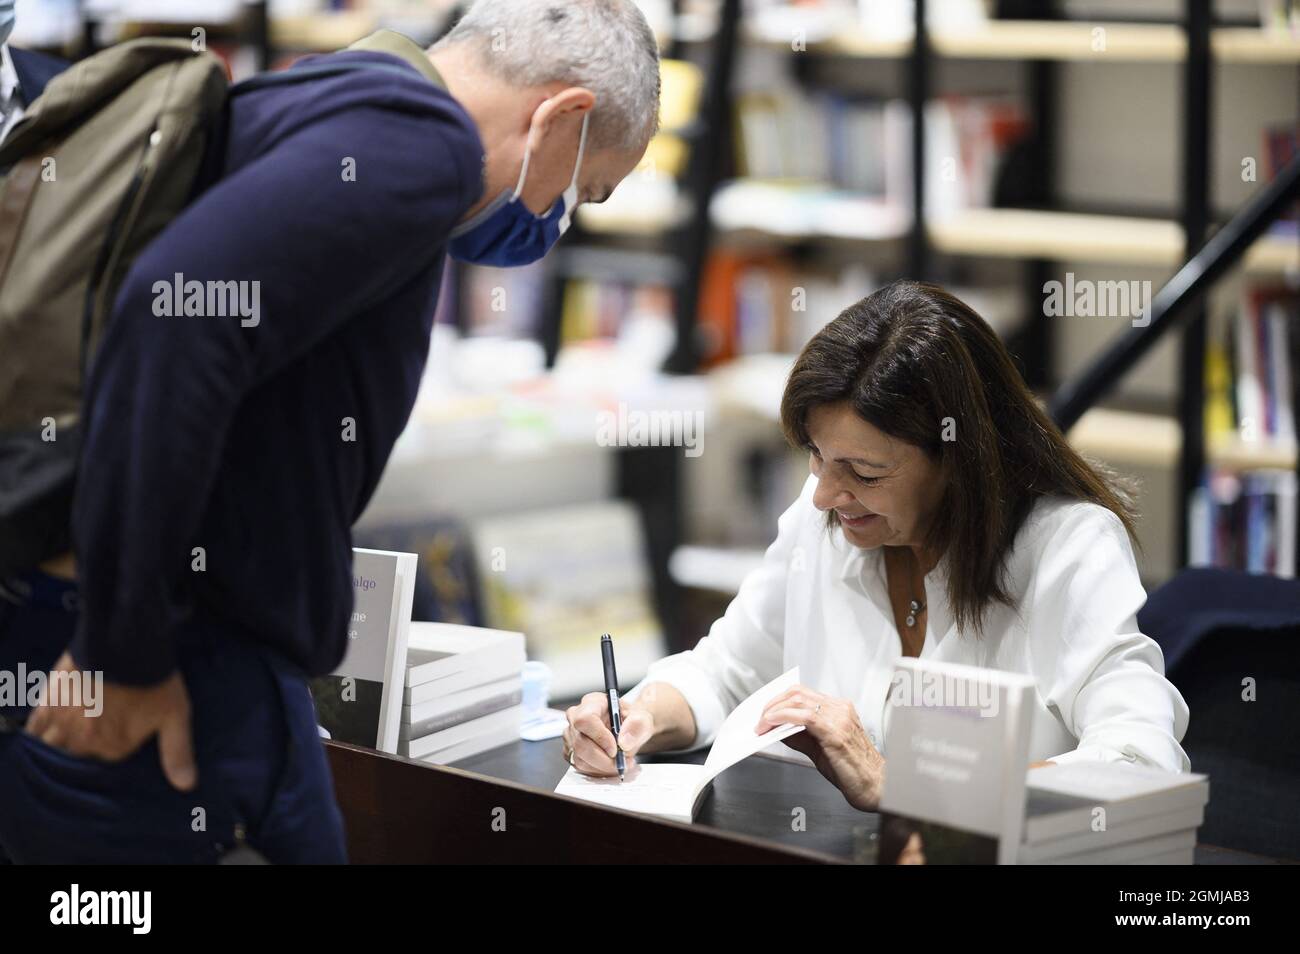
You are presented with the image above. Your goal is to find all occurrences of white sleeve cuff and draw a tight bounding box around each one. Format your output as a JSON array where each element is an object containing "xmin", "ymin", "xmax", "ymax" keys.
[
  {"xmin": 1046, "ymin": 724, "xmax": 1191, "ymax": 774},
  {"xmin": 624, "ymin": 651, "xmax": 731, "ymax": 752}
]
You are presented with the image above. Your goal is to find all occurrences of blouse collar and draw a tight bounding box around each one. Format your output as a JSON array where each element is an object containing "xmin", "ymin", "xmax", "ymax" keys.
[{"xmin": 836, "ymin": 530, "xmax": 958, "ymax": 649}]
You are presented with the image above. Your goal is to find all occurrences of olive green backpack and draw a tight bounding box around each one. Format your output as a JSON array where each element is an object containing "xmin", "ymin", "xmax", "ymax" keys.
[
  {"xmin": 0, "ymin": 38, "xmax": 228, "ymax": 576},
  {"xmin": 0, "ymin": 35, "xmax": 434, "ymax": 576}
]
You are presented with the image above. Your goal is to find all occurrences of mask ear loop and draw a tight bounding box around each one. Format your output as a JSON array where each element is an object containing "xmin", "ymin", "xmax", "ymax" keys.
[
  {"xmin": 510, "ymin": 132, "xmax": 535, "ymax": 202},
  {"xmin": 511, "ymin": 106, "xmax": 591, "ymax": 206},
  {"xmin": 558, "ymin": 112, "xmax": 591, "ymax": 233},
  {"xmin": 568, "ymin": 111, "xmax": 590, "ymax": 191},
  {"xmin": 511, "ymin": 98, "xmax": 550, "ymax": 201}
]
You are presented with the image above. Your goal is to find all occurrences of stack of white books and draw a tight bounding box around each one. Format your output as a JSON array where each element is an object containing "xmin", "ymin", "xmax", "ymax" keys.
[
  {"xmin": 399, "ymin": 623, "xmax": 526, "ymax": 765},
  {"xmin": 1019, "ymin": 761, "xmax": 1209, "ymax": 865}
]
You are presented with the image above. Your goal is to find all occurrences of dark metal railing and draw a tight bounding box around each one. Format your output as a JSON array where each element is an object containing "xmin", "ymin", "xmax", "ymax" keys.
[{"xmin": 1048, "ymin": 152, "xmax": 1300, "ymax": 432}]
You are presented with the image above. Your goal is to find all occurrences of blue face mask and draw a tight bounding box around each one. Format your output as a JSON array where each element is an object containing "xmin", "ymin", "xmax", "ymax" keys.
[
  {"xmin": 449, "ymin": 111, "xmax": 589, "ymax": 267},
  {"xmin": 0, "ymin": 0, "xmax": 16, "ymax": 47}
]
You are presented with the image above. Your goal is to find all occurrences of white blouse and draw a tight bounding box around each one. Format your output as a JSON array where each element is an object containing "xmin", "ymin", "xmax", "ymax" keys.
[{"xmin": 634, "ymin": 474, "xmax": 1191, "ymax": 773}]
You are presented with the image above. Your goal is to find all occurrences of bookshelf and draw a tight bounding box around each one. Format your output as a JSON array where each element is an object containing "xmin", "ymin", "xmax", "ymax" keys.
[
  {"xmin": 748, "ymin": 20, "xmax": 1300, "ymax": 65},
  {"xmin": 705, "ymin": 189, "xmax": 1300, "ymax": 274},
  {"xmin": 1068, "ymin": 407, "xmax": 1299, "ymax": 473},
  {"xmin": 269, "ymin": 10, "xmax": 378, "ymax": 54},
  {"xmin": 928, "ymin": 208, "xmax": 1298, "ymax": 274},
  {"xmin": 723, "ymin": 0, "xmax": 1298, "ymax": 573},
  {"xmin": 32, "ymin": 2, "xmax": 1295, "ymax": 586},
  {"xmin": 537, "ymin": 2, "xmax": 1298, "ymax": 578}
]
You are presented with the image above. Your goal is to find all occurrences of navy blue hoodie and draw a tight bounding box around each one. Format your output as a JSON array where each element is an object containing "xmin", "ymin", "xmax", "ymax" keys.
[{"xmin": 69, "ymin": 36, "xmax": 485, "ymax": 684}]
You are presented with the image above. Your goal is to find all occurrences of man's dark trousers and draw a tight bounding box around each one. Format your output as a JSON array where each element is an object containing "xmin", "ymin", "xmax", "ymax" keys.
[{"xmin": 0, "ymin": 590, "xmax": 347, "ymax": 864}]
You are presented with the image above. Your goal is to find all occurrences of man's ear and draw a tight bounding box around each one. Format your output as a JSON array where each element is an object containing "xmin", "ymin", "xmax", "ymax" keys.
[{"xmin": 534, "ymin": 87, "xmax": 596, "ymax": 138}]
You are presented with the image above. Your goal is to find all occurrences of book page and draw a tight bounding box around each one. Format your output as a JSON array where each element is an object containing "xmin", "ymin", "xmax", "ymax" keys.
[
  {"xmin": 554, "ymin": 764, "xmax": 709, "ymax": 821},
  {"xmin": 702, "ymin": 667, "xmax": 805, "ymax": 782}
]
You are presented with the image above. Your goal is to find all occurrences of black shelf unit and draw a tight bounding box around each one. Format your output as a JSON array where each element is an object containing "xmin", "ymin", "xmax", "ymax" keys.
[
  {"xmin": 68, "ymin": 0, "xmax": 271, "ymax": 66},
  {"xmin": 49, "ymin": 2, "xmax": 1296, "ymax": 608},
  {"xmin": 446, "ymin": 0, "xmax": 747, "ymax": 648}
]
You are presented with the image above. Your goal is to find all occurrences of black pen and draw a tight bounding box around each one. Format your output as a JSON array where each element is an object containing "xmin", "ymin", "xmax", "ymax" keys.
[{"xmin": 600, "ymin": 633, "xmax": 625, "ymax": 781}]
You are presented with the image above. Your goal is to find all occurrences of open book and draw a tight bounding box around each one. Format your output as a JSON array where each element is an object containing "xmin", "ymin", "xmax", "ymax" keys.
[{"xmin": 554, "ymin": 668, "xmax": 805, "ymax": 823}]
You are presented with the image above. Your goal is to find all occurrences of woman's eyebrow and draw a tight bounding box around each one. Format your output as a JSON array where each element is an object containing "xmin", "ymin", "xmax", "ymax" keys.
[{"xmin": 836, "ymin": 455, "xmax": 889, "ymax": 469}]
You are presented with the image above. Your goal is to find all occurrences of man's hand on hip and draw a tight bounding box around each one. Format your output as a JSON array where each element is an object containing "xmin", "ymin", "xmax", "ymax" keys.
[{"xmin": 26, "ymin": 651, "xmax": 198, "ymax": 791}]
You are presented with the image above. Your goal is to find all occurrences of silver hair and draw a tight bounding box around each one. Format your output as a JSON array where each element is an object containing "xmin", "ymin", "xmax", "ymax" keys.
[{"xmin": 432, "ymin": 0, "xmax": 661, "ymax": 153}]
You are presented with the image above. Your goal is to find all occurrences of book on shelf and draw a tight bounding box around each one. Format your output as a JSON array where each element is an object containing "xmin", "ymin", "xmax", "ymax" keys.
[
  {"xmin": 1189, "ymin": 468, "xmax": 1297, "ymax": 576},
  {"xmin": 698, "ymin": 252, "xmax": 878, "ymax": 364},
  {"xmin": 1264, "ymin": 123, "xmax": 1298, "ymax": 238},
  {"xmin": 471, "ymin": 501, "xmax": 666, "ymax": 700},
  {"xmin": 731, "ymin": 90, "xmax": 1027, "ymax": 221},
  {"xmin": 1192, "ymin": 288, "xmax": 1298, "ymax": 577},
  {"xmin": 353, "ymin": 516, "xmax": 483, "ymax": 628},
  {"xmin": 559, "ymin": 280, "xmax": 673, "ymax": 348},
  {"xmin": 434, "ymin": 259, "xmax": 548, "ymax": 339}
]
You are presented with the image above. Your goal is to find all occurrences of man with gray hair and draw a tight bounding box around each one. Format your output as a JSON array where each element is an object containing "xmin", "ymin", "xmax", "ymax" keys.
[
  {"xmin": 7, "ymin": 1, "xmax": 660, "ymax": 864},
  {"xmin": 433, "ymin": 0, "xmax": 661, "ymax": 265}
]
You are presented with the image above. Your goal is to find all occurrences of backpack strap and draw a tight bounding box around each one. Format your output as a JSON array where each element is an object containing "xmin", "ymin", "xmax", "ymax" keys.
[{"xmin": 345, "ymin": 29, "xmax": 449, "ymax": 90}]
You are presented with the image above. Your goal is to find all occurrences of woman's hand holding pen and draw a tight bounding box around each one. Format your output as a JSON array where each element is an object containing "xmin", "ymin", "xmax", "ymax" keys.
[
  {"xmin": 563, "ymin": 693, "xmax": 655, "ymax": 777},
  {"xmin": 756, "ymin": 684, "xmax": 885, "ymax": 813}
]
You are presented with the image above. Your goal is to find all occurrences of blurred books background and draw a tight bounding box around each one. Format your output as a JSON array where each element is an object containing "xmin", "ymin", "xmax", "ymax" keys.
[{"xmin": 13, "ymin": 0, "xmax": 1297, "ymax": 700}]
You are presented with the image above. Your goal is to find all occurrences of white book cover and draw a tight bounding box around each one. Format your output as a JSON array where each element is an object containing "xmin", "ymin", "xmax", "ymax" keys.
[
  {"xmin": 1024, "ymin": 780, "xmax": 1208, "ymax": 847},
  {"xmin": 1236, "ymin": 303, "xmax": 1263, "ymax": 439},
  {"xmin": 416, "ymin": 719, "xmax": 523, "ymax": 766},
  {"xmin": 1274, "ymin": 469, "xmax": 1297, "ymax": 577},
  {"xmin": 1019, "ymin": 806, "xmax": 1204, "ymax": 862},
  {"xmin": 1036, "ymin": 829, "xmax": 1197, "ymax": 865},
  {"xmin": 404, "ymin": 622, "xmax": 526, "ymax": 688},
  {"xmin": 403, "ymin": 648, "xmax": 527, "ymax": 706},
  {"xmin": 1024, "ymin": 760, "xmax": 1209, "ymax": 845},
  {"xmin": 402, "ymin": 705, "xmax": 524, "ymax": 761},
  {"xmin": 310, "ymin": 549, "xmax": 417, "ymax": 755},
  {"xmin": 877, "ymin": 658, "xmax": 1035, "ymax": 865},
  {"xmin": 553, "ymin": 668, "xmax": 805, "ymax": 823},
  {"xmin": 400, "ymin": 677, "xmax": 523, "ymax": 742},
  {"xmin": 1026, "ymin": 760, "xmax": 1208, "ymax": 807}
]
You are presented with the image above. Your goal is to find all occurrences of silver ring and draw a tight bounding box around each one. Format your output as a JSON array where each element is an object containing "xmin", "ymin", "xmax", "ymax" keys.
[{"xmin": 815, "ymin": 703, "xmax": 822, "ymax": 715}]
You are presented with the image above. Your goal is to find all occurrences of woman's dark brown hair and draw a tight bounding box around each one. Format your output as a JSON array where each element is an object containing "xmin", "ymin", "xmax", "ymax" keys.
[{"xmin": 780, "ymin": 279, "xmax": 1138, "ymax": 637}]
